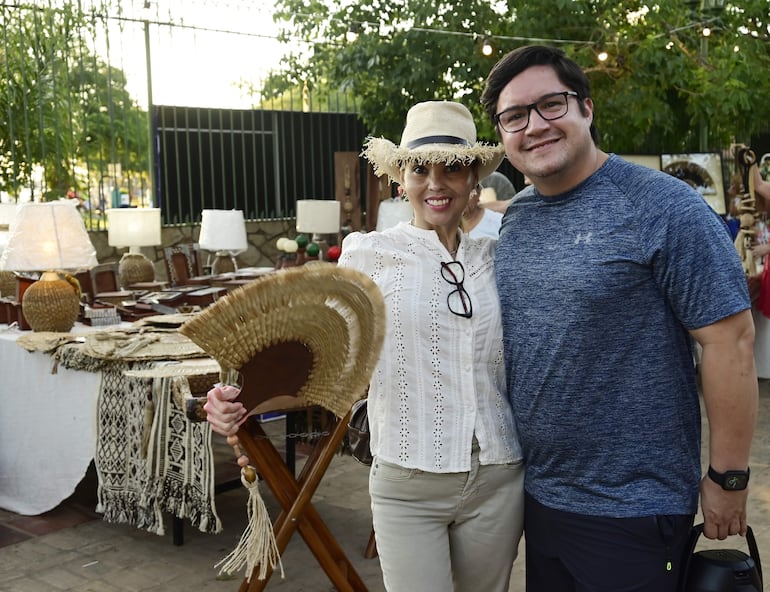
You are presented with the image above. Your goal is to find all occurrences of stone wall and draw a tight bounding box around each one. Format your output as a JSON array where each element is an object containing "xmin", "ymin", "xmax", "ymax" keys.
[{"xmin": 88, "ymin": 218, "xmax": 296, "ymax": 282}]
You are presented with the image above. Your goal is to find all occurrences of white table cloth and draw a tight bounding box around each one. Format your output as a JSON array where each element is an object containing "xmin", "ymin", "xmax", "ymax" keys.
[{"xmin": 0, "ymin": 325, "xmax": 100, "ymax": 515}]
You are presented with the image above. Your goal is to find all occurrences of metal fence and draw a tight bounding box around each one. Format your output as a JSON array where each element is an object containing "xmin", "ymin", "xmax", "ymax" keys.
[{"xmin": 0, "ymin": 1, "xmax": 364, "ymax": 229}]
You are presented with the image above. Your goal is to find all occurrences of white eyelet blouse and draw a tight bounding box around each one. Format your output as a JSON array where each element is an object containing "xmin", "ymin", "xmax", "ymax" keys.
[{"xmin": 339, "ymin": 221, "xmax": 522, "ymax": 473}]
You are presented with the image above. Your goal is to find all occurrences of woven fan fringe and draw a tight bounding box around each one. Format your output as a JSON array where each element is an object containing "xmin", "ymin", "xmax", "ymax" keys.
[{"xmin": 215, "ymin": 472, "xmax": 284, "ymax": 582}]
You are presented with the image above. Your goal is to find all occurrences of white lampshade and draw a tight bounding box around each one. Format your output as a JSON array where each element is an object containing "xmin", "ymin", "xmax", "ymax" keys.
[
  {"xmin": 376, "ymin": 199, "xmax": 413, "ymax": 231},
  {"xmin": 0, "ymin": 203, "xmax": 19, "ymax": 257},
  {"xmin": 106, "ymin": 208, "xmax": 161, "ymax": 249},
  {"xmin": 198, "ymin": 209, "xmax": 248, "ymax": 254},
  {"xmin": 296, "ymin": 200, "xmax": 340, "ymax": 234},
  {"xmin": 0, "ymin": 201, "xmax": 97, "ymax": 272},
  {"xmin": 0, "ymin": 202, "xmax": 17, "ymax": 227}
]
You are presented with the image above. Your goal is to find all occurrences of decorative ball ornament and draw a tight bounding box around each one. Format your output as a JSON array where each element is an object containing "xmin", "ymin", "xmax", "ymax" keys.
[
  {"xmin": 326, "ymin": 245, "xmax": 342, "ymax": 261},
  {"xmin": 306, "ymin": 243, "xmax": 320, "ymax": 257},
  {"xmin": 283, "ymin": 239, "xmax": 298, "ymax": 253},
  {"xmin": 276, "ymin": 237, "xmax": 289, "ymax": 251},
  {"xmin": 295, "ymin": 233, "xmax": 309, "ymax": 249}
]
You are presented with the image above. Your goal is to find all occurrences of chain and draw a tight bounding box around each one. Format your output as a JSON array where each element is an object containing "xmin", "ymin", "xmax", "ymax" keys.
[{"xmin": 250, "ymin": 430, "xmax": 330, "ymax": 440}]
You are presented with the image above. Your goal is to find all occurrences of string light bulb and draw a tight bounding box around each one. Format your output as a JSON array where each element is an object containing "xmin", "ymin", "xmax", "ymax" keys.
[
  {"xmin": 346, "ymin": 22, "xmax": 360, "ymax": 43},
  {"xmin": 597, "ymin": 50, "xmax": 609, "ymax": 62},
  {"xmin": 481, "ymin": 37, "xmax": 493, "ymax": 56}
]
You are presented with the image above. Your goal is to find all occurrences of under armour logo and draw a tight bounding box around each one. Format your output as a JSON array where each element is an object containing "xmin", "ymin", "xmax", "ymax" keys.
[{"xmin": 574, "ymin": 232, "xmax": 593, "ymax": 244}]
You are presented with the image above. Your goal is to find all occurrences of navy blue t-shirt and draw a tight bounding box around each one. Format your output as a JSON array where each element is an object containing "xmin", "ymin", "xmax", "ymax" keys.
[{"xmin": 496, "ymin": 154, "xmax": 750, "ymax": 517}]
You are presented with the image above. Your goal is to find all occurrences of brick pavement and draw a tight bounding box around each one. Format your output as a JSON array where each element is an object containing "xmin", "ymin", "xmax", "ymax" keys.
[{"xmin": 1, "ymin": 382, "xmax": 769, "ymax": 591}]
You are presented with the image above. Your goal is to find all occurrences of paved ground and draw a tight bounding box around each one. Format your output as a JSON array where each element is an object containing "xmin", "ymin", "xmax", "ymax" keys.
[{"xmin": 1, "ymin": 381, "xmax": 769, "ymax": 591}]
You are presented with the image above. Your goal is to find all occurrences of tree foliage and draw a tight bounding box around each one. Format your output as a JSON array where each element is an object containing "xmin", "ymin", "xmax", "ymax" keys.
[
  {"xmin": 271, "ymin": 0, "xmax": 770, "ymax": 153},
  {"xmin": 0, "ymin": 3, "xmax": 146, "ymax": 198}
]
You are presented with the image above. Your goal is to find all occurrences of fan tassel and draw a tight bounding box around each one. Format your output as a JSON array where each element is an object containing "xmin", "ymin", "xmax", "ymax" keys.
[{"xmin": 214, "ymin": 466, "xmax": 284, "ymax": 582}]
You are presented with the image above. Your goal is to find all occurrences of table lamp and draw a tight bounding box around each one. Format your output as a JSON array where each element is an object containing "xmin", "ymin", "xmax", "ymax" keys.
[
  {"xmin": 296, "ymin": 200, "xmax": 340, "ymax": 259},
  {"xmin": 106, "ymin": 208, "xmax": 161, "ymax": 288},
  {"xmin": 0, "ymin": 201, "xmax": 98, "ymax": 332},
  {"xmin": 198, "ymin": 209, "xmax": 248, "ymax": 275}
]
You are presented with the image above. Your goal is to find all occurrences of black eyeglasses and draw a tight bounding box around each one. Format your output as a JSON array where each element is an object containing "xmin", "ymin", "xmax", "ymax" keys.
[
  {"xmin": 440, "ymin": 261, "xmax": 473, "ymax": 318},
  {"xmin": 494, "ymin": 91, "xmax": 579, "ymax": 133}
]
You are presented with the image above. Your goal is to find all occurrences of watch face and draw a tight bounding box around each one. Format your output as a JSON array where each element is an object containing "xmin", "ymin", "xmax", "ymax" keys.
[{"xmin": 725, "ymin": 474, "xmax": 749, "ymax": 490}]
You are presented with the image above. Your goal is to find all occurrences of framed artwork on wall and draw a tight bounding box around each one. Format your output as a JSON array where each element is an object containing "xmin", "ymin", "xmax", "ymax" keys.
[{"xmin": 660, "ymin": 152, "xmax": 726, "ymax": 214}]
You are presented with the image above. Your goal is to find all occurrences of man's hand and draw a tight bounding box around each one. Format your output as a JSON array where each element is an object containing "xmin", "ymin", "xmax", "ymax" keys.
[{"xmin": 700, "ymin": 475, "xmax": 748, "ymax": 539}]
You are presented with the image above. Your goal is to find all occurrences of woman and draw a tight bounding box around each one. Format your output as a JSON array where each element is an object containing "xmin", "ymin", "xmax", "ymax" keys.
[
  {"xmin": 205, "ymin": 101, "xmax": 524, "ymax": 591},
  {"xmin": 462, "ymin": 182, "xmax": 503, "ymax": 238}
]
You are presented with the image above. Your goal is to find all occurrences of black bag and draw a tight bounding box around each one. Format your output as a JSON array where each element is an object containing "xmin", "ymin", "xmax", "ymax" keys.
[
  {"xmin": 347, "ymin": 399, "xmax": 373, "ymax": 466},
  {"xmin": 680, "ymin": 523, "xmax": 763, "ymax": 592}
]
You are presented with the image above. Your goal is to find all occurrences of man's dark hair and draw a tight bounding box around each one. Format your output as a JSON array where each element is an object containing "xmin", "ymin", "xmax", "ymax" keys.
[{"xmin": 481, "ymin": 45, "xmax": 600, "ymax": 145}]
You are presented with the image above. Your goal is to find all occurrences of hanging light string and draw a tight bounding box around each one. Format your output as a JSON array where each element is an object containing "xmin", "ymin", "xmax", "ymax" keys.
[{"xmin": 99, "ymin": 11, "xmax": 598, "ymax": 48}]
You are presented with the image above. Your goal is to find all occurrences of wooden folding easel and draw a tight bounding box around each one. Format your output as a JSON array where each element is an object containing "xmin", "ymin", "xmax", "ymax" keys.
[
  {"xmin": 231, "ymin": 341, "xmax": 368, "ymax": 592},
  {"xmin": 235, "ymin": 409, "xmax": 367, "ymax": 591}
]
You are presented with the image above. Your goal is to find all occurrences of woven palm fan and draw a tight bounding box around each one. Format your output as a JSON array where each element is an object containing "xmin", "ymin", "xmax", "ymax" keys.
[
  {"xmin": 178, "ymin": 263, "xmax": 385, "ymax": 582},
  {"xmin": 179, "ymin": 263, "xmax": 385, "ymax": 418}
]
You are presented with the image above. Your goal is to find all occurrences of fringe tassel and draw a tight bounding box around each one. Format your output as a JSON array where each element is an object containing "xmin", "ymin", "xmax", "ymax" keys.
[{"xmin": 214, "ymin": 468, "xmax": 284, "ymax": 582}]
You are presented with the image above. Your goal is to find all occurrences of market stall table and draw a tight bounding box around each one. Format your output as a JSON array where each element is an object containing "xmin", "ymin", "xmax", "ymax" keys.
[{"xmin": 0, "ymin": 320, "xmax": 223, "ymax": 540}]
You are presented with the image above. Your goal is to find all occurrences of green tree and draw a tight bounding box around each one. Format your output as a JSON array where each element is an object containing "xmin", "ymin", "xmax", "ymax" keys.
[
  {"xmin": 272, "ymin": 0, "xmax": 770, "ymax": 153},
  {"xmin": 0, "ymin": 3, "xmax": 146, "ymax": 198}
]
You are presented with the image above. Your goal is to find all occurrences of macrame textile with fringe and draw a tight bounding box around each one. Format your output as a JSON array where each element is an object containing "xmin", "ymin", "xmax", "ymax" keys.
[{"xmin": 51, "ymin": 340, "xmax": 221, "ymax": 536}]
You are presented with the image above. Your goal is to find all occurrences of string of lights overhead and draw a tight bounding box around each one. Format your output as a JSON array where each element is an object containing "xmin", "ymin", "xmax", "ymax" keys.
[{"xmin": 109, "ymin": 8, "xmax": 743, "ymax": 64}]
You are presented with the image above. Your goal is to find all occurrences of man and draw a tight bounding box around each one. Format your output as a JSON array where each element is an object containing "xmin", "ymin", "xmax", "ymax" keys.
[{"xmin": 481, "ymin": 45, "xmax": 757, "ymax": 591}]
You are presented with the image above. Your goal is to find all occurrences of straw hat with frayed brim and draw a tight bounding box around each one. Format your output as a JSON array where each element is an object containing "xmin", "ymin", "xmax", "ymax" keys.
[
  {"xmin": 362, "ymin": 101, "xmax": 505, "ymax": 184},
  {"xmin": 179, "ymin": 264, "xmax": 385, "ymax": 418}
]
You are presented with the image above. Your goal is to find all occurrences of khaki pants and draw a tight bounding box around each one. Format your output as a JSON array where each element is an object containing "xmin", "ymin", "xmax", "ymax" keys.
[{"xmin": 369, "ymin": 441, "xmax": 524, "ymax": 592}]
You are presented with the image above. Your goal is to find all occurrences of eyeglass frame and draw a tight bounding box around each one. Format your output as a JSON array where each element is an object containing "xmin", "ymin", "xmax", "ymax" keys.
[
  {"xmin": 494, "ymin": 91, "xmax": 579, "ymax": 134},
  {"xmin": 440, "ymin": 260, "xmax": 473, "ymax": 318}
]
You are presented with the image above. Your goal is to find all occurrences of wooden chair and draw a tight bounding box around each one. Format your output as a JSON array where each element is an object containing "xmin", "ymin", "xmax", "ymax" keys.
[
  {"xmin": 90, "ymin": 262, "xmax": 120, "ymax": 294},
  {"xmin": 79, "ymin": 262, "xmax": 122, "ymax": 304},
  {"xmin": 163, "ymin": 244, "xmax": 202, "ymax": 286}
]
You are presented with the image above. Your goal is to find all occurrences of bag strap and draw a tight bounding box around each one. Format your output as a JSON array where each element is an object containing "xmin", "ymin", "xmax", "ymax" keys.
[{"xmin": 679, "ymin": 523, "xmax": 763, "ymax": 590}]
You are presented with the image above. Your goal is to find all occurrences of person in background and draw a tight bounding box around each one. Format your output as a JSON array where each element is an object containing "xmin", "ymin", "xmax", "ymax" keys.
[
  {"xmin": 462, "ymin": 183, "xmax": 503, "ymax": 238},
  {"xmin": 742, "ymin": 157, "xmax": 770, "ymax": 381},
  {"xmin": 205, "ymin": 101, "xmax": 524, "ymax": 592},
  {"xmin": 481, "ymin": 44, "xmax": 757, "ymax": 592},
  {"xmin": 759, "ymin": 153, "xmax": 770, "ymax": 181},
  {"xmin": 479, "ymin": 170, "xmax": 516, "ymax": 215},
  {"xmin": 481, "ymin": 170, "xmax": 516, "ymax": 201}
]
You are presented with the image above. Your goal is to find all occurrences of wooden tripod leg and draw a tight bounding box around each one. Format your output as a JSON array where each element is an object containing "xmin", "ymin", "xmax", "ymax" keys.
[
  {"xmin": 237, "ymin": 414, "xmax": 367, "ymax": 592},
  {"xmin": 364, "ymin": 529, "xmax": 378, "ymax": 559}
]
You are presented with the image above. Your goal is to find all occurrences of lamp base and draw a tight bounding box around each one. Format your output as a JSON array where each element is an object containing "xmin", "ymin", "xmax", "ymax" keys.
[
  {"xmin": 22, "ymin": 271, "xmax": 81, "ymax": 332},
  {"xmin": 119, "ymin": 252, "xmax": 155, "ymax": 288},
  {"xmin": 0, "ymin": 271, "xmax": 16, "ymax": 298},
  {"xmin": 211, "ymin": 251, "xmax": 236, "ymax": 275}
]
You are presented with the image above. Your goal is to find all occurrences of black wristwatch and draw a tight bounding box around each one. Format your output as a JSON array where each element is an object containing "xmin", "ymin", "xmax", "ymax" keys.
[{"xmin": 707, "ymin": 466, "xmax": 750, "ymax": 491}]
